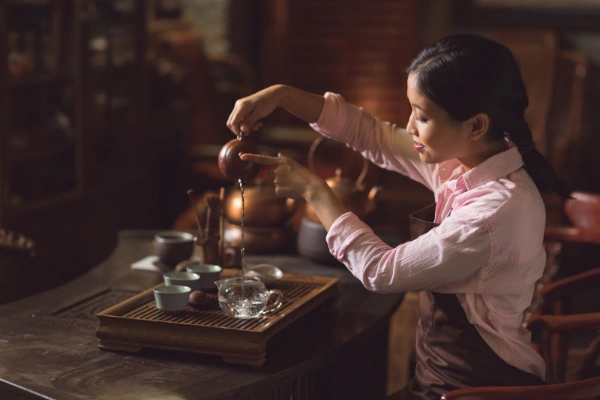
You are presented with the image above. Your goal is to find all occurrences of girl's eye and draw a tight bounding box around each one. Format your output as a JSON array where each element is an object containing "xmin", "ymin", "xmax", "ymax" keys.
[{"xmin": 416, "ymin": 117, "xmax": 427, "ymax": 123}]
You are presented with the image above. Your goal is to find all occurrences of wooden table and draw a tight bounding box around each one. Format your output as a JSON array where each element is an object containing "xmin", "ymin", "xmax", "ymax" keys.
[{"xmin": 0, "ymin": 230, "xmax": 404, "ymax": 400}]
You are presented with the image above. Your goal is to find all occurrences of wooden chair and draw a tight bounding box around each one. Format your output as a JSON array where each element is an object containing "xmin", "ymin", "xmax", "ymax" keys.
[
  {"xmin": 439, "ymin": 267, "xmax": 600, "ymax": 399},
  {"xmin": 544, "ymin": 51, "xmax": 590, "ymax": 193},
  {"xmin": 529, "ymin": 267, "xmax": 600, "ymax": 384},
  {"xmin": 544, "ymin": 191, "xmax": 600, "ymax": 248},
  {"xmin": 384, "ymin": 268, "xmax": 600, "ymax": 399},
  {"xmin": 529, "ymin": 190, "xmax": 600, "ymax": 321},
  {"xmin": 525, "ymin": 191, "xmax": 600, "ymax": 383},
  {"xmin": 441, "ymin": 375, "xmax": 600, "ymax": 400}
]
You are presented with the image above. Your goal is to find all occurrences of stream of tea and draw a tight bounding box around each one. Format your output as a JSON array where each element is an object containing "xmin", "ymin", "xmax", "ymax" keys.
[
  {"xmin": 219, "ymin": 179, "xmax": 279, "ymax": 319},
  {"xmin": 239, "ymin": 178, "xmax": 247, "ymax": 277},
  {"xmin": 222, "ymin": 179, "xmax": 262, "ymax": 318}
]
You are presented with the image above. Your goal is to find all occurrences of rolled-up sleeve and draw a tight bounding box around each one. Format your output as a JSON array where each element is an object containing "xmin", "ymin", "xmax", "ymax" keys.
[
  {"xmin": 310, "ymin": 92, "xmax": 437, "ymax": 192},
  {"xmin": 326, "ymin": 209, "xmax": 490, "ymax": 294}
]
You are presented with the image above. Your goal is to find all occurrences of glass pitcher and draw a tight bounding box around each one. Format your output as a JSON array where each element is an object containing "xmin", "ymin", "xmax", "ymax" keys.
[{"xmin": 215, "ymin": 276, "xmax": 283, "ymax": 319}]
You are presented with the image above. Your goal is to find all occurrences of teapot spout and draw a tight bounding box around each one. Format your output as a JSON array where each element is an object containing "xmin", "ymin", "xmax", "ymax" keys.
[
  {"xmin": 365, "ymin": 186, "xmax": 382, "ymax": 216},
  {"xmin": 214, "ymin": 279, "xmax": 226, "ymax": 290}
]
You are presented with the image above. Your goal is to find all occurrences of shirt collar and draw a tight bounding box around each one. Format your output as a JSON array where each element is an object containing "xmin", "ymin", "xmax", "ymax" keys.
[{"xmin": 461, "ymin": 146, "xmax": 524, "ymax": 191}]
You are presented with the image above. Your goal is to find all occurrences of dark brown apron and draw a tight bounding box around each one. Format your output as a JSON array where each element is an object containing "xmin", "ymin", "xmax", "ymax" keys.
[{"xmin": 398, "ymin": 203, "xmax": 544, "ymax": 400}]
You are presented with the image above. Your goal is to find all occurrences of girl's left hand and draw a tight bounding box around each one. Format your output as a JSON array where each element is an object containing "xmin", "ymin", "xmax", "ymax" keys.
[
  {"xmin": 240, "ymin": 152, "xmax": 347, "ymax": 231},
  {"xmin": 239, "ymin": 153, "xmax": 319, "ymax": 200}
]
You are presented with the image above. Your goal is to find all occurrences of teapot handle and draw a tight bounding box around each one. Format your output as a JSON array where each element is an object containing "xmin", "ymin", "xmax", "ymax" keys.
[
  {"xmin": 262, "ymin": 289, "xmax": 284, "ymax": 314},
  {"xmin": 307, "ymin": 136, "xmax": 370, "ymax": 190}
]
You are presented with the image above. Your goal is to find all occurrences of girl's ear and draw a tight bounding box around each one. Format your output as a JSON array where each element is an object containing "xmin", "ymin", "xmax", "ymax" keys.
[{"xmin": 467, "ymin": 113, "xmax": 490, "ymax": 141}]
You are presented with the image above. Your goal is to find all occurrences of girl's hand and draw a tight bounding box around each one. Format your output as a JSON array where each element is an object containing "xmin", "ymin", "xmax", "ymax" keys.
[
  {"xmin": 240, "ymin": 153, "xmax": 318, "ymax": 200},
  {"xmin": 226, "ymin": 85, "xmax": 326, "ymax": 138},
  {"xmin": 239, "ymin": 153, "xmax": 347, "ymax": 230},
  {"xmin": 226, "ymin": 85, "xmax": 284, "ymax": 137}
]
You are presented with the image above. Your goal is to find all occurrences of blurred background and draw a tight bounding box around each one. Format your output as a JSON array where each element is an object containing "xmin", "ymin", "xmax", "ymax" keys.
[{"xmin": 1, "ymin": 0, "xmax": 599, "ymax": 308}]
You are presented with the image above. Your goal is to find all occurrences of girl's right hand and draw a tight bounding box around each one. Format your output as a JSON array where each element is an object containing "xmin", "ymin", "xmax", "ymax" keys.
[
  {"xmin": 226, "ymin": 85, "xmax": 326, "ymax": 138},
  {"xmin": 226, "ymin": 85, "xmax": 285, "ymax": 137}
]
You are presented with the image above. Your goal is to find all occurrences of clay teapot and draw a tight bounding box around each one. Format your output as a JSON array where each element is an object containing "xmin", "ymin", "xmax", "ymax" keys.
[
  {"xmin": 224, "ymin": 179, "xmax": 297, "ymax": 227},
  {"xmin": 218, "ymin": 136, "xmax": 262, "ymax": 182},
  {"xmin": 304, "ymin": 137, "xmax": 381, "ymax": 223}
]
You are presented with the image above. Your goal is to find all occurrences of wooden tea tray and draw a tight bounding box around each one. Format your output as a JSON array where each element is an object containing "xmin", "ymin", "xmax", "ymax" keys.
[{"xmin": 95, "ymin": 269, "xmax": 339, "ymax": 366}]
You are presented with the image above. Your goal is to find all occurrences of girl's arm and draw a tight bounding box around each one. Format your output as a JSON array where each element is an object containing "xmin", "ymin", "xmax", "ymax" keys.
[{"xmin": 227, "ymin": 85, "xmax": 325, "ymax": 136}]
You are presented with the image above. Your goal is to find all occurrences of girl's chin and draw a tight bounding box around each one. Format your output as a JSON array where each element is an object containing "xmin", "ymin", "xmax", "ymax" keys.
[{"xmin": 418, "ymin": 152, "xmax": 440, "ymax": 164}]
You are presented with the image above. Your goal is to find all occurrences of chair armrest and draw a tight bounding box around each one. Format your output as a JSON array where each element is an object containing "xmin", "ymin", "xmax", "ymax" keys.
[
  {"xmin": 538, "ymin": 267, "xmax": 600, "ymax": 301},
  {"xmin": 441, "ymin": 376, "xmax": 600, "ymax": 400},
  {"xmin": 544, "ymin": 226, "xmax": 584, "ymax": 243},
  {"xmin": 525, "ymin": 312, "xmax": 600, "ymax": 333}
]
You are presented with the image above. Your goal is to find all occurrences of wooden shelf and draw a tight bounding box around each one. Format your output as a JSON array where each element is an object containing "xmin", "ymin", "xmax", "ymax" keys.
[
  {"xmin": 9, "ymin": 141, "xmax": 74, "ymax": 163},
  {"xmin": 8, "ymin": 0, "xmax": 49, "ymax": 6},
  {"xmin": 10, "ymin": 188, "xmax": 82, "ymax": 216},
  {"xmin": 9, "ymin": 73, "xmax": 71, "ymax": 88}
]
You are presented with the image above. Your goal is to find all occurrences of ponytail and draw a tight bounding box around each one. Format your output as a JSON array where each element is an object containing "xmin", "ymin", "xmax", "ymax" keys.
[{"xmin": 506, "ymin": 120, "xmax": 571, "ymax": 199}]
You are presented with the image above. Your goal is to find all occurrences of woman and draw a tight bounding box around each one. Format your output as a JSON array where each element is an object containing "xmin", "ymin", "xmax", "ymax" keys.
[{"xmin": 226, "ymin": 34, "xmax": 569, "ymax": 399}]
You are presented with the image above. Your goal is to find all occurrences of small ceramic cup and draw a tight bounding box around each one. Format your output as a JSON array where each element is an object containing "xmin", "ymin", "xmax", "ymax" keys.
[
  {"xmin": 185, "ymin": 263, "xmax": 223, "ymax": 291},
  {"xmin": 163, "ymin": 271, "xmax": 201, "ymax": 291},
  {"xmin": 153, "ymin": 231, "xmax": 194, "ymax": 266},
  {"xmin": 153, "ymin": 285, "xmax": 191, "ymax": 315}
]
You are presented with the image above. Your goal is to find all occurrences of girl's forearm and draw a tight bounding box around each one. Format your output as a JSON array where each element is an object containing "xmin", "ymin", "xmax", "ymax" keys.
[
  {"xmin": 275, "ymin": 85, "xmax": 326, "ymax": 124},
  {"xmin": 304, "ymin": 177, "xmax": 346, "ymax": 231}
]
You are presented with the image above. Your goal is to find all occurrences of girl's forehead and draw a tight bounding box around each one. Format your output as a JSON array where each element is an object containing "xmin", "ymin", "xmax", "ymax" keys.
[
  {"xmin": 407, "ymin": 72, "xmax": 419, "ymax": 88},
  {"xmin": 406, "ymin": 75, "xmax": 428, "ymax": 105}
]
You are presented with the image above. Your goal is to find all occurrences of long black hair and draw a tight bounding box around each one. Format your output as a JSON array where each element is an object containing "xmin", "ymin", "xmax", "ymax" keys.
[{"xmin": 407, "ymin": 34, "xmax": 570, "ymax": 199}]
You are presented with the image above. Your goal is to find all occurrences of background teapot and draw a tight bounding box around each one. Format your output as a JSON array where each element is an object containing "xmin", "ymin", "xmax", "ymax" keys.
[
  {"xmin": 304, "ymin": 137, "xmax": 381, "ymax": 223},
  {"xmin": 223, "ymin": 179, "xmax": 297, "ymax": 227}
]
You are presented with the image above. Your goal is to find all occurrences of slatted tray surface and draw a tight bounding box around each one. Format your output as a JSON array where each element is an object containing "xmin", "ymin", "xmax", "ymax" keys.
[{"xmin": 96, "ymin": 270, "xmax": 339, "ymax": 366}]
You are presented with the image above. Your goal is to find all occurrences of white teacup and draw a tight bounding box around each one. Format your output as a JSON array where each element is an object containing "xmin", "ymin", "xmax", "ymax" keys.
[
  {"xmin": 185, "ymin": 263, "xmax": 222, "ymax": 291},
  {"xmin": 163, "ymin": 271, "xmax": 201, "ymax": 291},
  {"xmin": 154, "ymin": 285, "xmax": 191, "ymax": 315}
]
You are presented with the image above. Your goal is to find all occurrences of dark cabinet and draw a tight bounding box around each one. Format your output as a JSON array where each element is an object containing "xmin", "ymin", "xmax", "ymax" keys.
[{"xmin": 0, "ymin": 0, "xmax": 156, "ymax": 303}]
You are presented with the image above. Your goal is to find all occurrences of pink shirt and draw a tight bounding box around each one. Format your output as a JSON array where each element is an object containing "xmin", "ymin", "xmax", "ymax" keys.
[{"xmin": 310, "ymin": 92, "xmax": 546, "ymax": 380}]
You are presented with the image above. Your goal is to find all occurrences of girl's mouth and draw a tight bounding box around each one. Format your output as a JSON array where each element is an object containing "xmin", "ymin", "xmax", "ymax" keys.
[{"xmin": 414, "ymin": 142, "xmax": 425, "ymax": 151}]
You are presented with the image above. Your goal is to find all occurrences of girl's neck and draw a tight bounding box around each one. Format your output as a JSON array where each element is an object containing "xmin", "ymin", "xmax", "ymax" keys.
[{"xmin": 459, "ymin": 140, "xmax": 509, "ymax": 172}]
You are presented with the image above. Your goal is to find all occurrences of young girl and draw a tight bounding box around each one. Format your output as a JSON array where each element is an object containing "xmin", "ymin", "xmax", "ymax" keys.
[{"xmin": 226, "ymin": 34, "xmax": 569, "ymax": 399}]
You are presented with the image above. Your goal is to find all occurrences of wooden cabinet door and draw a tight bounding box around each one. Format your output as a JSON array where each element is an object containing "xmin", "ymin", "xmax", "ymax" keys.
[
  {"xmin": 1, "ymin": 1, "xmax": 79, "ymax": 224},
  {"xmin": 75, "ymin": 0, "xmax": 150, "ymax": 190}
]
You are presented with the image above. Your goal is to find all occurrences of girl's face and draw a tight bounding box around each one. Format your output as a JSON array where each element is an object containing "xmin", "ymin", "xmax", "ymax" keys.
[{"xmin": 406, "ymin": 73, "xmax": 476, "ymax": 167}]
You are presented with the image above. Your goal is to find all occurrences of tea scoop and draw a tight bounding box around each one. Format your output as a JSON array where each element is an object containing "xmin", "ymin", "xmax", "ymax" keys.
[{"xmin": 237, "ymin": 263, "xmax": 283, "ymax": 283}]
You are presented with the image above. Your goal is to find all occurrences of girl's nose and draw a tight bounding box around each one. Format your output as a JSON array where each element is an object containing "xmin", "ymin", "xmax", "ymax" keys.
[{"xmin": 406, "ymin": 115, "xmax": 417, "ymax": 136}]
